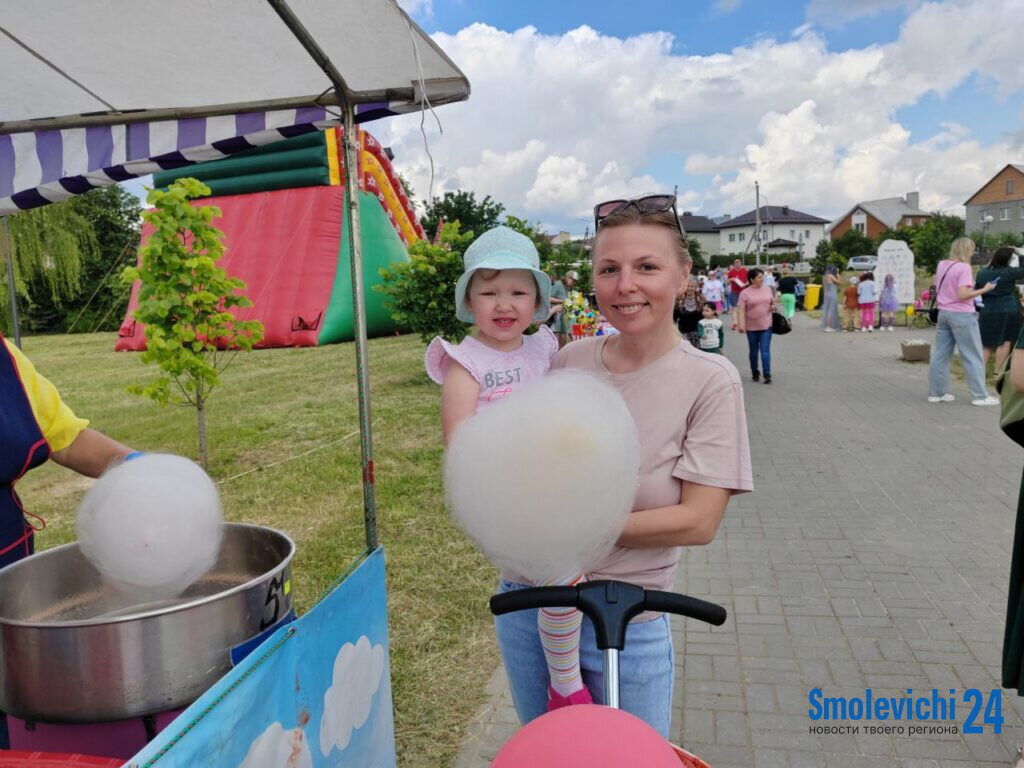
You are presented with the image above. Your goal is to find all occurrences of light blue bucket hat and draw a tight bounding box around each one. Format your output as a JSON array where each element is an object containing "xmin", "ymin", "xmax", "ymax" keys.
[{"xmin": 454, "ymin": 226, "xmax": 552, "ymax": 324}]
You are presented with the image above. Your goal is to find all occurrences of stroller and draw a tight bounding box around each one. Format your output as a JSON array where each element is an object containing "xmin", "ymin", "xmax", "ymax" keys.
[
  {"xmin": 910, "ymin": 287, "xmax": 935, "ymax": 329},
  {"xmin": 489, "ymin": 581, "xmax": 726, "ymax": 767}
]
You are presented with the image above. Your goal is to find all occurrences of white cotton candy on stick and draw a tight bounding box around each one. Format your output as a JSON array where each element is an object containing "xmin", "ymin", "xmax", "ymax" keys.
[
  {"xmin": 444, "ymin": 371, "xmax": 639, "ymax": 583},
  {"xmin": 76, "ymin": 454, "xmax": 223, "ymax": 597}
]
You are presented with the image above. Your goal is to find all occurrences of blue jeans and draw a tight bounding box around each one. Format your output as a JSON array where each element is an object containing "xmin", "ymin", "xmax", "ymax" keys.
[
  {"xmin": 929, "ymin": 310, "xmax": 988, "ymax": 399},
  {"xmin": 493, "ymin": 580, "xmax": 674, "ymax": 739},
  {"xmin": 746, "ymin": 328, "xmax": 772, "ymax": 375}
]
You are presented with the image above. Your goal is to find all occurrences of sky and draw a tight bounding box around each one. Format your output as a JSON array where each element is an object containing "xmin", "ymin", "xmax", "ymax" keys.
[{"xmin": 380, "ymin": 0, "xmax": 1024, "ymax": 236}]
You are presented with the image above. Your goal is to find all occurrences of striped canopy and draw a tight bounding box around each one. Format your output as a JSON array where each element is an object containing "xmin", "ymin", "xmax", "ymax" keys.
[{"xmin": 0, "ymin": 0, "xmax": 470, "ymax": 215}]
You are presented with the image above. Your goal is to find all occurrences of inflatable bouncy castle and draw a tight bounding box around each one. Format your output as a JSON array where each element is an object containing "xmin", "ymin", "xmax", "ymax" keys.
[{"xmin": 116, "ymin": 128, "xmax": 422, "ymax": 349}]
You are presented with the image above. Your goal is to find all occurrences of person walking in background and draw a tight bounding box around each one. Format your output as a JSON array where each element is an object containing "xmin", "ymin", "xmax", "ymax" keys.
[
  {"xmin": 878, "ymin": 273, "xmax": 900, "ymax": 332},
  {"xmin": 777, "ymin": 271, "xmax": 798, "ymax": 321},
  {"xmin": 795, "ymin": 279, "xmax": 807, "ymax": 311},
  {"xmin": 857, "ymin": 271, "xmax": 878, "ymax": 332},
  {"xmin": 821, "ymin": 266, "xmax": 841, "ymax": 332},
  {"xmin": 702, "ymin": 270, "xmax": 725, "ymax": 313},
  {"xmin": 727, "ymin": 258, "xmax": 748, "ymax": 331},
  {"xmin": 736, "ymin": 267, "xmax": 777, "ymax": 384},
  {"xmin": 976, "ymin": 246, "xmax": 1024, "ymax": 373},
  {"xmin": 763, "ymin": 269, "xmax": 777, "ymax": 292},
  {"xmin": 928, "ymin": 237, "xmax": 998, "ymax": 406},
  {"xmin": 674, "ymin": 279, "xmax": 704, "ymax": 348},
  {"xmin": 843, "ymin": 276, "xmax": 859, "ymax": 332},
  {"xmin": 697, "ymin": 303, "xmax": 725, "ymax": 354}
]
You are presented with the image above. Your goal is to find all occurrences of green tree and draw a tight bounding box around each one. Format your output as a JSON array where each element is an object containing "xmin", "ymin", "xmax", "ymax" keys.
[
  {"xmin": 420, "ymin": 190, "xmax": 505, "ymax": 241},
  {"xmin": 687, "ymin": 237, "xmax": 707, "ymax": 270},
  {"xmin": 122, "ymin": 178, "xmax": 263, "ymax": 468},
  {"xmin": 874, "ymin": 227, "xmax": 913, "ymax": 248},
  {"xmin": 376, "ymin": 221, "xmax": 475, "ymax": 344},
  {"xmin": 832, "ymin": 228, "xmax": 876, "ymax": 262},
  {"xmin": 1, "ymin": 201, "xmax": 96, "ymax": 334},
  {"xmin": 911, "ymin": 215, "xmax": 964, "ymax": 272},
  {"xmin": 810, "ymin": 239, "xmax": 844, "ymax": 278}
]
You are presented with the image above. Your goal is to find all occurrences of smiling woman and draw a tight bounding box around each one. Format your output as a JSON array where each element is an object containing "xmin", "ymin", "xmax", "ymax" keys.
[{"xmin": 491, "ymin": 194, "xmax": 754, "ymax": 738}]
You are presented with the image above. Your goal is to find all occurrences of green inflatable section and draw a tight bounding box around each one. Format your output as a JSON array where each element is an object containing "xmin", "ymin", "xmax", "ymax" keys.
[{"xmin": 319, "ymin": 190, "xmax": 409, "ymax": 344}]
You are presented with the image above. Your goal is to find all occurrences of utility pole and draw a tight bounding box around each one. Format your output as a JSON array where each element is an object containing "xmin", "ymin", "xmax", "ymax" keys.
[{"xmin": 754, "ymin": 181, "xmax": 762, "ymax": 267}]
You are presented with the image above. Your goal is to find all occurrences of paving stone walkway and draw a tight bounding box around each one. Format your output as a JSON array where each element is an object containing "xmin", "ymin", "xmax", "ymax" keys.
[{"xmin": 455, "ymin": 313, "xmax": 1024, "ymax": 768}]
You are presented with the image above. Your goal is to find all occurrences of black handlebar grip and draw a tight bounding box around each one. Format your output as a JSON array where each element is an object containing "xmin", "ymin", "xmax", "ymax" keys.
[
  {"xmin": 490, "ymin": 586, "xmax": 579, "ymax": 616},
  {"xmin": 643, "ymin": 589, "xmax": 727, "ymax": 626}
]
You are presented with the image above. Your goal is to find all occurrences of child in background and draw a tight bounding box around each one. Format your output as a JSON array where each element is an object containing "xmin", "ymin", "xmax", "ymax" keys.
[
  {"xmin": 702, "ymin": 271, "xmax": 725, "ymax": 312},
  {"xmin": 843, "ymin": 276, "xmax": 860, "ymax": 332},
  {"xmin": 878, "ymin": 273, "xmax": 899, "ymax": 332},
  {"xmin": 697, "ymin": 303, "xmax": 725, "ymax": 354},
  {"xmin": 857, "ymin": 271, "xmax": 877, "ymax": 333},
  {"xmin": 424, "ymin": 226, "xmax": 592, "ymax": 710}
]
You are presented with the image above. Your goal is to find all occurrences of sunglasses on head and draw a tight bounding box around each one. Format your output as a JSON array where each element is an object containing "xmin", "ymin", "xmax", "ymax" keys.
[{"xmin": 593, "ymin": 194, "xmax": 683, "ymax": 235}]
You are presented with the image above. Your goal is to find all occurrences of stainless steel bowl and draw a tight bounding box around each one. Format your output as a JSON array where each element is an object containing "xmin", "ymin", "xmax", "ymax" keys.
[{"xmin": 0, "ymin": 522, "xmax": 295, "ymax": 723}]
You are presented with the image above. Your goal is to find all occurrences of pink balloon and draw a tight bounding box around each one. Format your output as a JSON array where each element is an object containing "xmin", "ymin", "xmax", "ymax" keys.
[{"xmin": 491, "ymin": 706, "xmax": 682, "ymax": 768}]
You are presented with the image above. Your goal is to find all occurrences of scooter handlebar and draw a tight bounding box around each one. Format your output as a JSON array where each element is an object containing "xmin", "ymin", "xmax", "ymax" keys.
[
  {"xmin": 489, "ymin": 580, "xmax": 727, "ymax": 651},
  {"xmin": 642, "ymin": 589, "xmax": 727, "ymax": 626}
]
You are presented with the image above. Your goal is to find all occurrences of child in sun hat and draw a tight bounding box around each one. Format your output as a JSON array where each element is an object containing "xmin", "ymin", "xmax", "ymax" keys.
[{"xmin": 424, "ymin": 225, "xmax": 593, "ymax": 710}]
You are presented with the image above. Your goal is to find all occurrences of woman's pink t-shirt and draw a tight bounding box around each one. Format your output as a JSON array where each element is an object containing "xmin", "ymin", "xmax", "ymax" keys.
[
  {"xmin": 496, "ymin": 336, "xmax": 753, "ymax": 603},
  {"xmin": 425, "ymin": 325, "xmax": 558, "ymax": 410},
  {"xmin": 738, "ymin": 284, "xmax": 774, "ymax": 331},
  {"xmin": 935, "ymin": 260, "xmax": 975, "ymax": 314}
]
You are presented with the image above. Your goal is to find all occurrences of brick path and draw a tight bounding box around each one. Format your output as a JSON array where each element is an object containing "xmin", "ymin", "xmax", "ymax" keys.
[{"xmin": 455, "ymin": 314, "xmax": 1023, "ymax": 767}]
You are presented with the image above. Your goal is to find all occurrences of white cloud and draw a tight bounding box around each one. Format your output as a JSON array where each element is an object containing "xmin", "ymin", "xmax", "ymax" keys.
[
  {"xmin": 240, "ymin": 722, "xmax": 312, "ymax": 768},
  {"xmin": 320, "ymin": 636, "xmax": 385, "ymax": 757},
  {"xmin": 381, "ymin": 1, "xmax": 1024, "ymax": 230}
]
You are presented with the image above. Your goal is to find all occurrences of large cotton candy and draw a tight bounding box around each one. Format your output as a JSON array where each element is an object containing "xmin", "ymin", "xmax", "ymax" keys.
[
  {"xmin": 76, "ymin": 454, "xmax": 223, "ymax": 597},
  {"xmin": 445, "ymin": 371, "xmax": 639, "ymax": 583}
]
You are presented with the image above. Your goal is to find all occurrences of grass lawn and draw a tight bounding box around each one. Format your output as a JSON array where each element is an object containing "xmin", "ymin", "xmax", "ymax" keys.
[{"xmin": 16, "ymin": 331, "xmax": 497, "ymax": 767}]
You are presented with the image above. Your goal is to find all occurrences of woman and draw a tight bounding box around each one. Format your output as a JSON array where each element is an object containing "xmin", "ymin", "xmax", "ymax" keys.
[
  {"xmin": 492, "ymin": 194, "xmax": 753, "ymax": 738},
  {"xmin": 821, "ymin": 265, "xmax": 841, "ymax": 332},
  {"xmin": 736, "ymin": 268, "xmax": 777, "ymax": 384},
  {"xmin": 0, "ymin": 335, "xmax": 135, "ymax": 568},
  {"xmin": 777, "ymin": 271, "xmax": 798, "ymax": 321},
  {"xmin": 673, "ymin": 279, "xmax": 703, "ymax": 347},
  {"xmin": 927, "ymin": 237, "xmax": 998, "ymax": 406},
  {"xmin": 549, "ymin": 270, "xmax": 577, "ymax": 348},
  {"xmin": 976, "ymin": 246, "xmax": 1024, "ymax": 373},
  {"xmin": 1005, "ymin": 327, "xmax": 1024, "ymax": 695}
]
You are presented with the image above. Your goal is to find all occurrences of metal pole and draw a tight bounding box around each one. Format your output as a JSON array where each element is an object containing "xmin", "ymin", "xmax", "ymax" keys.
[
  {"xmin": 267, "ymin": 0, "xmax": 377, "ymax": 549},
  {"xmin": 754, "ymin": 181, "xmax": 761, "ymax": 267},
  {"xmin": 604, "ymin": 648, "xmax": 620, "ymax": 709},
  {"xmin": 3, "ymin": 217, "xmax": 21, "ymax": 348},
  {"xmin": 342, "ymin": 105, "xmax": 378, "ymax": 551}
]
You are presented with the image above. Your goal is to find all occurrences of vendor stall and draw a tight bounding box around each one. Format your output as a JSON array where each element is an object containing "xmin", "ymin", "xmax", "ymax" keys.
[{"xmin": 0, "ymin": 1, "xmax": 469, "ymax": 764}]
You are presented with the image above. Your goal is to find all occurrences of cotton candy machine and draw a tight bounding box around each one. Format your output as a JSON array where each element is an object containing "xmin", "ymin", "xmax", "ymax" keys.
[{"xmin": 0, "ymin": 523, "xmax": 295, "ymax": 725}]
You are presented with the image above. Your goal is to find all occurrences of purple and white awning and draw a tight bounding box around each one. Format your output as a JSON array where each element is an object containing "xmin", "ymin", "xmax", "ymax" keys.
[{"xmin": 0, "ymin": 104, "xmax": 421, "ymax": 216}]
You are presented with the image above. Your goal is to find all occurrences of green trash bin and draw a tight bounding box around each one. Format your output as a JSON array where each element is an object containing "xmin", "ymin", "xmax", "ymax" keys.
[{"xmin": 804, "ymin": 283, "xmax": 821, "ymax": 311}]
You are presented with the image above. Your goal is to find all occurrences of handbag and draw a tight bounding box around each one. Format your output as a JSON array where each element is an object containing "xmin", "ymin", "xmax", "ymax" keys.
[
  {"xmin": 996, "ymin": 350, "xmax": 1024, "ymax": 447},
  {"xmin": 771, "ymin": 311, "xmax": 791, "ymax": 335},
  {"xmin": 928, "ymin": 263, "xmax": 953, "ymax": 324}
]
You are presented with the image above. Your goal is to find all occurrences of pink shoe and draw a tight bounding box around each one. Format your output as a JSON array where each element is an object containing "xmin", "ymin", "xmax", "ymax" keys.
[{"xmin": 547, "ymin": 684, "xmax": 594, "ymax": 711}]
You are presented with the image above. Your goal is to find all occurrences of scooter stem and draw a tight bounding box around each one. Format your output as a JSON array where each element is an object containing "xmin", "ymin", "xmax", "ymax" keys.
[{"xmin": 603, "ymin": 648, "xmax": 620, "ymax": 709}]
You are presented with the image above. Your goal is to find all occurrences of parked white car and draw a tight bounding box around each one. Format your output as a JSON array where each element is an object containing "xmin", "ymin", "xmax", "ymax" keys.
[{"xmin": 846, "ymin": 255, "xmax": 877, "ymax": 271}]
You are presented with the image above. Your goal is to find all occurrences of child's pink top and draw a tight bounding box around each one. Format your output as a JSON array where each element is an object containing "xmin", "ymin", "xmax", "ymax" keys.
[{"xmin": 425, "ymin": 325, "xmax": 558, "ymax": 409}]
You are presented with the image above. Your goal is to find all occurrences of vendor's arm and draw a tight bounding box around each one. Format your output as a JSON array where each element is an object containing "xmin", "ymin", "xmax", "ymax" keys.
[
  {"xmin": 51, "ymin": 429, "xmax": 133, "ymax": 478},
  {"xmin": 440, "ymin": 362, "xmax": 480, "ymax": 445},
  {"xmin": 616, "ymin": 482, "xmax": 730, "ymax": 547}
]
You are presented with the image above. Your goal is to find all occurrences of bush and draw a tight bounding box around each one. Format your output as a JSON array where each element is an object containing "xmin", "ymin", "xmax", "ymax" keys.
[{"xmin": 376, "ymin": 222, "xmax": 475, "ymax": 345}]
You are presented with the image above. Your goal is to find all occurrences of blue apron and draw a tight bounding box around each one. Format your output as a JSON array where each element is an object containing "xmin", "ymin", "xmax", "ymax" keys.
[{"xmin": 0, "ymin": 334, "xmax": 50, "ymax": 569}]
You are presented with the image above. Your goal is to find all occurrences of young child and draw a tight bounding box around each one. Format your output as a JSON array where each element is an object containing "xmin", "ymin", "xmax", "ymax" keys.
[
  {"xmin": 697, "ymin": 303, "xmax": 725, "ymax": 354},
  {"xmin": 878, "ymin": 273, "xmax": 899, "ymax": 331},
  {"xmin": 857, "ymin": 271, "xmax": 877, "ymax": 333},
  {"xmin": 424, "ymin": 225, "xmax": 592, "ymax": 710},
  {"xmin": 843, "ymin": 276, "xmax": 859, "ymax": 332}
]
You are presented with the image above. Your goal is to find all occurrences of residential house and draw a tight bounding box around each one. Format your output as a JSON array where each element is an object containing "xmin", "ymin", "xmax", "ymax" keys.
[
  {"xmin": 547, "ymin": 231, "xmax": 572, "ymax": 246},
  {"xmin": 679, "ymin": 212, "xmax": 720, "ymax": 257},
  {"xmin": 964, "ymin": 164, "xmax": 1024, "ymax": 238},
  {"xmin": 718, "ymin": 206, "xmax": 828, "ymax": 260},
  {"xmin": 828, "ymin": 192, "xmax": 931, "ymax": 241}
]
